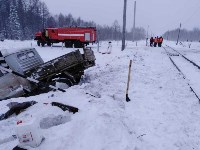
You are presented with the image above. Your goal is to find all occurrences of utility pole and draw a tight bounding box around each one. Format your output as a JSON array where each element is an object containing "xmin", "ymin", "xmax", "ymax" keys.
[
  {"xmin": 122, "ymin": 0, "xmax": 127, "ymax": 51},
  {"xmin": 176, "ymin": 23, "xmax": 181, "ymax": 45},
  {"xmin": 133, "ymin": 1, "xmax": 136, "ymax": 41},
  {"xmin": 147, "ymin": 25, "xmax": 149, "ymax": 39},
  {"xmin": 97, "ymin": 30, "xmax": 100, "ymax": 52}
]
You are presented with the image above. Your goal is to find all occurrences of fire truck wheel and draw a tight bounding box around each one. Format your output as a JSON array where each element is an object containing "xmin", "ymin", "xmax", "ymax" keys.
[
  {"xmin": 47, "ymin": 42, "xmax": 51, "ymax": 46},
  {"xmin": 65, "ymin": 41, "xmax": 73, "ymax": 48},
  {"xmin": 74, "ymin": 41, "xmax": 83, "ymax": 48},
  {"xmin": 65, "ymin": 41, "xmax": 69, "ymax": 47},
  {"xmin": 37, "ymin": 41, "xmax": 40, "ymax": 46},
  {"xmin": 41, "ymin": 42, "xmax": 45, "ymax": 47}
]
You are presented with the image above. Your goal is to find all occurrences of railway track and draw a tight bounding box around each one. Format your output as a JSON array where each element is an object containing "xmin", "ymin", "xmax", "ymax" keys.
[
  {"xmin": 163, "ymin": 45, "xmax": 200, "ymax": 103},
  {"xmin": 165, "ymin": 45, "xmax": 200, "ymax": 69}
]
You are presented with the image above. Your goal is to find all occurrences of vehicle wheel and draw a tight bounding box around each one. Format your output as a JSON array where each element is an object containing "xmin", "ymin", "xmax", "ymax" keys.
[
  {"xmin": 65, "ymin": 41, "xmax": 69, "ymax": 48},
  {"xmin": 37, "ymin": 41, "xmax": 41, "ymax": 46},
  {"xmin": 81, "ymin": 43, "xmax": 85, "ymax": 48},
  {"xmin": 64, "ymin": 41, "xmax": 67, "ymax": 48},
  {"xmin": 41, "ymin": 42, "xmax": 45, "ymax": 47},
  {"xmin": 74, "ymin": 41, "xmax": 79, "ymax": 48},
  {"xmin": 74, "ymin": 41, "xmax": 83, "ymax": 48},
  {"xmin": 65, "ymin": 41, "xmax": 73, "ymax": 48},
  {"xmin": 47, "ymin": 42, "xmax": 51, "ymax": 46}
]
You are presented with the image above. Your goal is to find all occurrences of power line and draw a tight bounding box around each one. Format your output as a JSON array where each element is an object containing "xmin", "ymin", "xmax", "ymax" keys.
[
  {"xmin": 182, "ymin": 4, "xmax": 200, "ymax": 25},
  {"xmin": 161, "ymin": 1, "xmax": 200, "ymax": 33}
]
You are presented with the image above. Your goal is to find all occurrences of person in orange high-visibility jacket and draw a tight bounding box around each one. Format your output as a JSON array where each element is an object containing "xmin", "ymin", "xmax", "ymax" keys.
[
  {"xmin": 153, "ymin": 37, "xmax": 158, "ymax": 47},
  {"xmin": 158, "ymin": 37, "xmax": 161, "ymax": 47}
]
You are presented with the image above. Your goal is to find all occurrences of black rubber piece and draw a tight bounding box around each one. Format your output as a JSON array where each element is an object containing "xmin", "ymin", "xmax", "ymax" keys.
[
  {"xmin": 0, "ymin": 101, "xmax": 37, "ymax": 121},
  {"xmin": 51, "ymin": 102, "xmax": 78, "ymax": 114},
  {"xmin": 13, "ymin": 146, "xmax": 27, "ymax": 150}
]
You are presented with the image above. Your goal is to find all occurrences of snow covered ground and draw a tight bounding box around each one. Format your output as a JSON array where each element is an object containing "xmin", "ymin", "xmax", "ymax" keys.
[{"xmin": 1, "ymin": 40, "xmax": 200, "ymax": 150}]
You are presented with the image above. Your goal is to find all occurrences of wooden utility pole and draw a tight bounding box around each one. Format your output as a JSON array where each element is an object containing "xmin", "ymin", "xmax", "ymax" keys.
[
  {"xmin": 97, "ymin": 30, "xmax": 100, "ymax": 52},
  {"xmin": 176, "ymin": 23, "xmax": 181, "ymax": 45},
  {"xmin": 146, "ymin": 25, "xmax": 149, "ymax": 46},
  {"xmin": 122, "ymin": 0, "xmax": 127, "ymax": 51},
  {"xmin": 133, "ymin": 1, "xmax": 136, "ymax": 41}
]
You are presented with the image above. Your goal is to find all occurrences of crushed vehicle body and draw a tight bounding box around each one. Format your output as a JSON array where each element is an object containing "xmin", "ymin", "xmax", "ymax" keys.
[{"xmin": 0, "ymin": 47, "xmax": 95, "ymax": 101}]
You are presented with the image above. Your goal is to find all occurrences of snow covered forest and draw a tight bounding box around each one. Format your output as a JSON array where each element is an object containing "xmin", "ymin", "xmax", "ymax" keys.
[
  {"xmin": 163, "ymin": 28, "xmax": 200, "ymax": 42},
  {"xmin": 0, "ymin": 0, "xmax": 145, "ymax": 41}
]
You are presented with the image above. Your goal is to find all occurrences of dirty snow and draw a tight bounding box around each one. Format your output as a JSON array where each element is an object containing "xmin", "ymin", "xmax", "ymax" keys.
[{"xmin": 1, "ymin": 40, "xmax": 200, "ymax": 150}]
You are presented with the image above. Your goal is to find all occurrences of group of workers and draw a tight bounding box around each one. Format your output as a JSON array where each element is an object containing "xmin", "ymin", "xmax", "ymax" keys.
[{"xmin": 150, "ymin": 36, "xmax": 163, "ymax": 47}]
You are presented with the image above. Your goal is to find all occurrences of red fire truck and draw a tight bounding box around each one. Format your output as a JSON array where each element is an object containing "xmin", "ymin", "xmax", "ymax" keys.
[{"xmin": 34, "ymin": 27, "xmax": 97, "ymax": 48}]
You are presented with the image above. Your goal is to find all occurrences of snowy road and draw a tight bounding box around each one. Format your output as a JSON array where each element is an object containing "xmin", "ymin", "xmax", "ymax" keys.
[{"xmin": 1, "ymin": 40, "xmax": 200, "ymax": 150}]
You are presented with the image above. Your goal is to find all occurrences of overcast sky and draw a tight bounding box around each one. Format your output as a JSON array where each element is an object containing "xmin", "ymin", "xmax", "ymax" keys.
[{"xmin": 41, "ymin": 0, "xmax": 200, "ymax": 36}]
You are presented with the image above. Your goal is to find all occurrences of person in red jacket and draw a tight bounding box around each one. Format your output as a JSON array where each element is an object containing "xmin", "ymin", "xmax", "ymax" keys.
[
  {"xmin": 158, "ymin": 36, "xmax": 163, "ymax": 47},
  {"xmin": 150, "ymin": 37, "xmax": 154, "ymax": 47}
]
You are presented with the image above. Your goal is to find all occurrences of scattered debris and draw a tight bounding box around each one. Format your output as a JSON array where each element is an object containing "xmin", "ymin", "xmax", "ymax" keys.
[
  {"xmin": 0, "ymin": 101, "xmax": 37, "ymax": 121},
  {"xmin": 16, "ymin": 116, "xmax": 44, "ymax": 149},
  {"xmin": 13, "ymin": 145, "xmax": 27, "ymax": 150},
  {"xmin": 86, "ymin": 92, "xmax": 101, "ymax": 98},
  {"xmin": 137, "ymin": 134, "xmax": 146, "ymax": 139},
  {"xmin": 51, "ymin": 102, "xmax": 79, "ymax": 114},
  {"xmin": 0, "ymin": 101, "xmax": 78, "ymax": 122}
]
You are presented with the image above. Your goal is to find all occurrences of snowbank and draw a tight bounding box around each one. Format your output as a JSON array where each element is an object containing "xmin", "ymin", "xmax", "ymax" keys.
[{"xmin": 1, "ymin": 40, "xmax": 200, "ymax": 150}]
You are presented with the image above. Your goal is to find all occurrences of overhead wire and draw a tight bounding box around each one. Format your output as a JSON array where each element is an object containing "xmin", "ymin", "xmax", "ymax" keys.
[
  {"xmin": 182, "ymin": 3, "xmax": 200, "ymax": 25},
  {"xmin": 159, "ymin": 0, "xmax": 189, "ymax": 31},
  {"xmin": 161, "ymin": 0, "xmax": 200, "ymax": 34}
]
